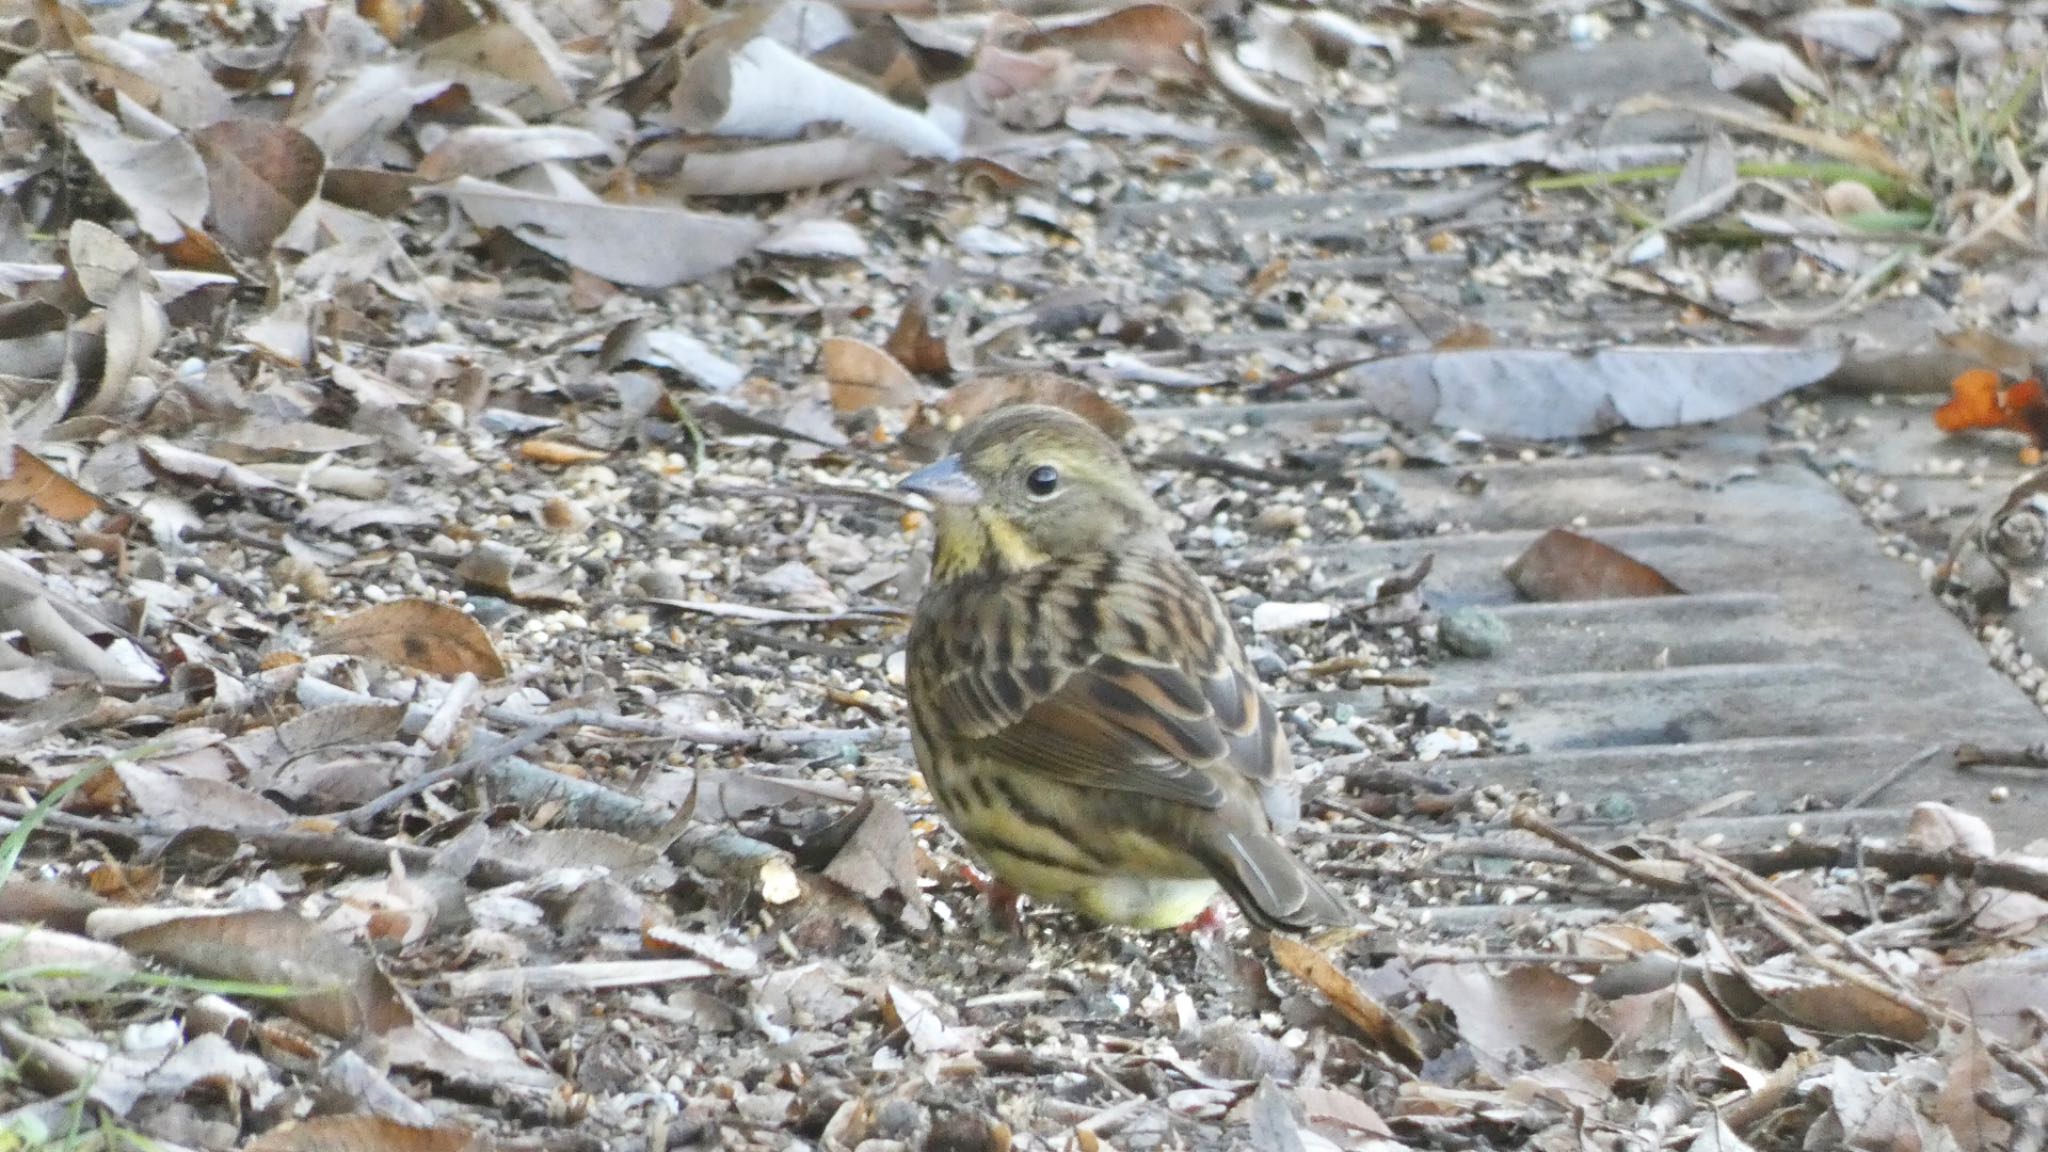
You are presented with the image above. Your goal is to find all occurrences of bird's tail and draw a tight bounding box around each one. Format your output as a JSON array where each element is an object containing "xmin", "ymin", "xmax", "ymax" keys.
[{"xmin": 1201, "ymin": 828, "xmax": 1354, "ymax": 931}]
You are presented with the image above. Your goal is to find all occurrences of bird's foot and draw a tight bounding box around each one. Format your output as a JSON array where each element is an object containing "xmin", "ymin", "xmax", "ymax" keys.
[
  {"xmin": 958, "ymin": 863, "xmax": 1027, "ymax": 937},
  {"xmin": 1176, "ymin": 903, "xmax": 1229, "ymax": 938}
]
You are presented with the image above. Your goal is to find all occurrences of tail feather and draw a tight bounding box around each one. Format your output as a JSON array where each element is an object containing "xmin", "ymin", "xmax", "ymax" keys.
[{"xmin": 1204, "ymin": 829, "xmax": 1353, "ymax": 931}]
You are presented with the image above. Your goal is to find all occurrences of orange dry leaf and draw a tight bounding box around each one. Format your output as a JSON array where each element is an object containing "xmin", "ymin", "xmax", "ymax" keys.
[
  {"xmin": 1935, "ymin": 369, "xmax": 2007, "ymax": 433},
  {"xmin": 1935, "ymin": 369, "xmax": 2048, "ymax": 459},
  {"xmin": 0, "ymin": 447, "xmax": 103, "ymax": 522}
]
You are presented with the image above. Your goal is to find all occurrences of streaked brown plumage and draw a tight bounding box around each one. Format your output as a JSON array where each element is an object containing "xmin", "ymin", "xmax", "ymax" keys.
[{"xmin": 899, "ymin": 403, "xmax": 1352, "ymax": 931}]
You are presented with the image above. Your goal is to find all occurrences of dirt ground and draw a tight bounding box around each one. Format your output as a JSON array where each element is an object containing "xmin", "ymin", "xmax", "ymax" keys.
[{"xmin": 5, "ymin": 0, "xmax": 2048, "ymax": 1149}]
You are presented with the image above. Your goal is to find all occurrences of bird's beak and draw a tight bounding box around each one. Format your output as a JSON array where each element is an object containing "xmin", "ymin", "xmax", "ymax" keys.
[{"xmin": 898, "ymin": 455, "xmax": 983, "ymax": 507}]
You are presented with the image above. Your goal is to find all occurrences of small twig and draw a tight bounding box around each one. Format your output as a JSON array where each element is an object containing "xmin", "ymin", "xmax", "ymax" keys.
[
  {"xmin": 1425, "ymin": 838, "xmax": 1590, "ymax": 870},
  {"xmin": 343, "ymin": 715, "xmax": 578, "ymax": 831},
  {"xmin": 1954, "ymin": 741, "xmax": 2048, "ymax": 770},
  {"xmin": 476, "ymin": 704, "xmax": 898, "ymax": 750},
  {"xmin": 1672, "ymin": 837, "xmax": 2048, "ymax": 1093},
  {"xmin": 643, "ymin": 598, "xmax": 907, "ymax": 626},
  {"xmin": 695, "ymin": 480, "xmax": 923, "ymax": 512},
  {"xmin": 1324, "ymin": 861, "xmax": 1652, "ymax": 903},
  {"xmin": 1298, "ymin": 656, "xmax": 1432, "ymax": 686},
  {"xmin": 1929, "ymin": 137, "xmax": 2038, "ymax": 266},
  {"xmin": 1509, "ymin": 808, "xmax": 1690, "ymax": 892},
  {"xmin": 1310, "ymin": 797, "xmax": 1432, "ymax": 843},
  {"xmin": 1402, "ymin": 948, "xmax": 1638, "ymax": 967},
  {"xmin": 1716, "ymin": 840, "xmax": 2048, "ymax": 902},
  {"xmin": 0, "ymin": 803, "xmax": 538, "ymax": 888},
  {"xmin": 1845, "ymin": 742, "xmax": 1945, "ymax": 808},
  {"xmin": 1143, "ymin": 450, "xmax": 1340, "ymax": 487},
  {"xmin": 1246, "ymin": 355, "xmax": 1373, "ymax": 397},
  {"xmin": 286, "ymin": 677, "xmax": 900, "ymax": 752}
]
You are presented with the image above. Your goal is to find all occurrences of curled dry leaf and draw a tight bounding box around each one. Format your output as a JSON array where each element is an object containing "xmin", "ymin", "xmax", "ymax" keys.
[
  {"xmin": 802, "ymin": 794, "xmax": 930, "ymax": 931},
  {"xmin": 1267, "ymin": 935, "xmax": 1423, "ymax": 1068},
  {"xmin": 884, "ymin": 984, "xmax": 977, "ymax": 1055},
  {"xmin": 292, "ymin": 63, "xmax": 456, "ymax": 165},
  {"xmin": 314, "ymin": 599, "xmax": 508, "ymax": 681},
  {"xmin": 678, "ymin": 137, "xmax": 906, "ymax": 197},
  {"xmin": 822, "ymin": 337, "xmax": 920, "ymax": 414},
  {"xmin": 416, "ymin": 124, "xmax": 615, "ymax": 182},
  {"xmin": 93, "ymin": 264, "xmax": 167, "ymax": 417},
  {"xmin": 1905, "ymin": 802, "xmax": 1996, "ymax": 857},
  {"xmin": 673, "ymin": 37, "xmax": 960, "ymax": 161},
  {"xmin": 1203, "ymin": 35, "xmax": 1324, "ymax": 154},
  {"xmin": 1506, "ymin": 528, "xmax": 1684, "ymax": 602},
  {"xmin": 0, "ymin": 588, "xmax": 162, "ymax": 688},
  {"xmin": 519, "ymin": 438, "xmax": 610, "ymax": 466},
  {"xmin": 192, "ymin": 119, "xmax": 325, "ymax": 256},
  {"xmin": 885, "ymin": 293, "xmax": 953, "ymax": 377},
  {"xmin": 599, "ymin": 318, "xmax": 746, "ymax": 391},
  {"xmin": 760, "ymin": 218, "xmax": 869, "ymax": 261}
]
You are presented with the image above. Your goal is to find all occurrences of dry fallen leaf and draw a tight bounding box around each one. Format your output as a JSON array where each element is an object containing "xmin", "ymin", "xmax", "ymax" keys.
[
  {"xmin": 314, "ymin": 599, "xmax": 508, "ymax": 680},
  {"xmin": 1268, "ymin": 935, "xmax": 1423, "ymax": 1068},
  {"xmin": 901, "ymin": 372, "xmax": 1131, "ymax": 460},
  {"xmin": 1506, "ymin": 528, "xmax": 1684, "ymax": 602},
  {"xmin": 802, "ymin": 794, "xmax": 930, "ymax": 931},
  {"xmin": 244, "ymin": 1116, "xmax": 484, "ymax": 1152},
  {"xmin": 885, "ymin": 294, "xmax": 953, "ymax": 377},
  {"xmin": 192, "ymin": 119, "xmax": 325, "ymax": 256},
  {"xmin": 673, "ymin": 36, "xmax": 960, "ymax": 160},
  {"xmin": 1017, "ymin": 5, "xmax": 1205, "ymax": 80},
  {"xmin": 519, "ymin": 438, "xmax": 609, "ymax": 465},
  {"xmin": 1759, "ymin": 980, "xmax": 1930, "ymax": 1044},
  {"xmin": 1935, "ymin": 368, "xmax": 2048, "ymax": 459},
  {"xmin": 1352, "ymin": 344, "xmax": 1843, "ymax": 440},
  {"xmin": 822, "ymin": 337, "xmax": 920, "ymax": 415},
  {"xmin": 443, "ymin": 175, "xmax": 766, "ymax": 289},
  {"xmin": 0, "ymin": 448, "xmax": 102, "ymax": 523},
  {"xmin": 101, "ymin": 909, "xmax": 412, "ymax": 1040}
]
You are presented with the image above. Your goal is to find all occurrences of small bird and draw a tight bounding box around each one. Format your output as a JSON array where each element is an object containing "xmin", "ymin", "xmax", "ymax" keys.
[{"xmin": 899, "ymin": 403, "xmax": 1352, "ymax": 932}]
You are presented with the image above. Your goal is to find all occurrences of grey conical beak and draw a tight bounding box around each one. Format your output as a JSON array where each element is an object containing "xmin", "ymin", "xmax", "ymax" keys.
[{"xmin": 898, "ymin": 455, "xmax": 983, "ymax": 507}]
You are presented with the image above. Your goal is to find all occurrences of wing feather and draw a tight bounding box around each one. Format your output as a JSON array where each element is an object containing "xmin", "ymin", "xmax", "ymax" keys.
[{"xmin": 914, "ymin": 553, "xmax": 1285, "ymax": 813}]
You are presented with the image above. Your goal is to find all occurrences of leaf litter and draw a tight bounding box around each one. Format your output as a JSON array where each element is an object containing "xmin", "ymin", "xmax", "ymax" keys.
[{"xmin": 0, "ymin": 0, "xmax": 2046, "ymax": 1149}]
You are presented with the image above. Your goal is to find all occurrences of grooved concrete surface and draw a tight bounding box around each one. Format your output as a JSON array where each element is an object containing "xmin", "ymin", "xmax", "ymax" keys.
[{"xmin": 1159, "ymin": 406, "xmax": 2048, "ymax": 848}]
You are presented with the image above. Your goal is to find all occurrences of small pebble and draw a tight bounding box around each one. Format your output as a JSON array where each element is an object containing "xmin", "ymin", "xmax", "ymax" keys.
[
  {"xmin": 1440, "ymin": 607, "xmax": 1511, "ymax": 658},
  {"xmin": 1309, "ymin": 725, "xmax": 1367, "ymax": 752},
  {"xmin": 1246, "ymin": 647, "xmax": 1287, "ymax": 679},
  {"xmin": 466, "ymin": 596, "xmax": 517, "ymax": 626},
  {"xmin": 1592, "ymin": 795, "xmax": 1638, "ymax": 822}
]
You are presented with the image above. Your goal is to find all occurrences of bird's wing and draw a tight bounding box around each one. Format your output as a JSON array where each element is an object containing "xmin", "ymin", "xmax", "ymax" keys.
[{"xmin": 924, "ymin": 555, "xmax": 1289, "ymax": 812}]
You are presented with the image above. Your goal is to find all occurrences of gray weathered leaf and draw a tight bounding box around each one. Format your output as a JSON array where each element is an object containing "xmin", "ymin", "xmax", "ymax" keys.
[
  {"xmin": 441, "ymin": 175, "xmax": 766, "ymax": 288},
  {"xmin": 1347, "ymin": 344, "xmax": 1844, "ymax": 439}
]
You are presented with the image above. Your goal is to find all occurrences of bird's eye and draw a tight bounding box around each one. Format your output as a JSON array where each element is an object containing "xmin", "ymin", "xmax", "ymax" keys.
[{"xmin": 1025, "ymin": 464, "xmax": 1060, "ymax": 498}]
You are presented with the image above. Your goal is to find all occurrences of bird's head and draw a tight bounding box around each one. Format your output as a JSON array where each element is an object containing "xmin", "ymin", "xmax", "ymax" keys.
[{"xmin": 899, "ymin": 404, "xmax": 1163, "ymax": 579}]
